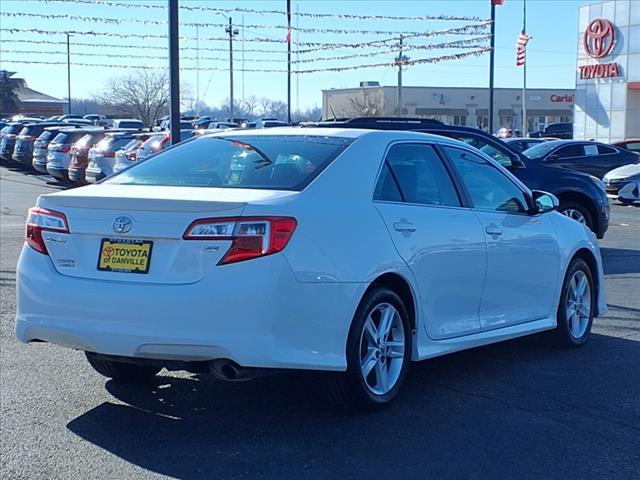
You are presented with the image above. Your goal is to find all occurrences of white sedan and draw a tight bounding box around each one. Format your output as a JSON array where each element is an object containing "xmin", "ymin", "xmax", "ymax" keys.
[{"xmin": 16, "ymin": 128, "xmax": 607, "ymax": 411}]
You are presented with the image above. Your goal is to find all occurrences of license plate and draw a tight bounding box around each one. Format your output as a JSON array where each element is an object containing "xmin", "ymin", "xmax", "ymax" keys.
[{"xmin": 97, "ymin": 238, "xmax": 153, "ymax": 274}]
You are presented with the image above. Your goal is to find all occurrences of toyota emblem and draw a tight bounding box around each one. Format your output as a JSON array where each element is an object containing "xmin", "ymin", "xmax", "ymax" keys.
[
  {"xmin": 583, "ymin": 18, "xmax": 616, "ymax": 59},
  {"xmin": 112, "ymin": 216, "xmax": 133, "ymax": 234}
]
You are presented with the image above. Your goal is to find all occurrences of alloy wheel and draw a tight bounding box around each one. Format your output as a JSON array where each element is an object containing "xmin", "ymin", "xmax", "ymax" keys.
[
  {"xmin": 359, "ymin": 303, "xmax": 405, "ymax": 395},
  {"xmin": 562, "ymin": 208, "xmax": 586, "ymax": 224},
  {"xmin": 565, "ymin": 270, "xmax": 592, "ymax": 339}
]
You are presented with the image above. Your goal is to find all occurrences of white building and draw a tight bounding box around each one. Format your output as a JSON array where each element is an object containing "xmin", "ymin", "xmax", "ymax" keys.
[
  {"xmin": 322, "ymin": 85, "xmax": 574, "ymax": 134},
  {"xmin": 574, "ymin": 0, "xmax": 640, "ymax": 142}
]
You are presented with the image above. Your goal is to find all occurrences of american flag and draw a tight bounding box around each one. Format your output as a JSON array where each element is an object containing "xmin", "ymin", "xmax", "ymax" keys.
[{"xmin": 516, "ymin": 32, "xmax": 530, "ymax": 67}]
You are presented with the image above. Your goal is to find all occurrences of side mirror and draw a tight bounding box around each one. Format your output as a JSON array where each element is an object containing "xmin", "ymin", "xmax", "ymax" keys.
[{"xmin": 532, "ymin": 190, "xmax": 559, "ymax": 214}]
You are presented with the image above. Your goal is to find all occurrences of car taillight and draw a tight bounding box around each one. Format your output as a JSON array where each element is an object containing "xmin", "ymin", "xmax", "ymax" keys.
[
  {"xmin": 183, "ymin": 216, "xmax": 297, "ymax": 265},
  {"xmin": 53, "ymin": 145, "xmax": 71, "ymax": 153},
  {"xmin": 25, "ymin": 207, "xmax": 70, "ymax": 255},
  {"xmin": 104, "ymin": 151, "xmax": 116, "ymax": 157},
  {"xmin": 18, "ymin": 135, "xmax": 36, "ymax": 141}
]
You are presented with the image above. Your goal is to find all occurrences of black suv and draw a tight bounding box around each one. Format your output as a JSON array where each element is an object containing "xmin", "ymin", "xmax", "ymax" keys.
[
  {"xmin": 529, "ymin": 122, "xmax": 573, "ymax": 139},
  {"xmin": 306, "ymin": 118, "xmax": 609, "ymax": 238}
]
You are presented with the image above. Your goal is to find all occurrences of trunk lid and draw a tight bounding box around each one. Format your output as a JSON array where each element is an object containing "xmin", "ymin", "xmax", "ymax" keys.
[{"xmin": 37, "ymin": 185, "xmax": 297, "ymax": 284}]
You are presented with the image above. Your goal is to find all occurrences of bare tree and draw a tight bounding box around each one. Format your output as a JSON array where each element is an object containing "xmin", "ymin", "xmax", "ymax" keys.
[
  {"xmin": 347, "ymin": 90, "xmax": 384, "ymax": 117},
  {"xmin": 98, "ymin": 70, "xmax": 170, "ymax": 127},
  {"xmin": 243, "ymin": 95, "xmax": 258, "ymax": 118},
  {"xmin": 259, "ymin": 97, "xmax": 273, "ymax": 117}
]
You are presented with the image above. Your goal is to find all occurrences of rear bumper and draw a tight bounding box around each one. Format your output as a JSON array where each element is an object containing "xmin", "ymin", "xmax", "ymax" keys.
[
  {"xmin": 46, "ymin": 165, "xmax": 68, "ymax": 180},
  {"xmin": 14, "ymin": 152, "xmax": 33, "ymax": 166},
  {"xmin": 68, "ymin": 167, "xmax": 86, "ymax": 183},
  {"xmin": 15, "ymin": 246, "xmax": 361, "ymax": 371},
  {"xmin": 33, "ymin": 158, "xmax": 49, "ymax": 173},
  {"xmin": 85, "ymin": 167, "xmax": 106, "ymax": 183}
]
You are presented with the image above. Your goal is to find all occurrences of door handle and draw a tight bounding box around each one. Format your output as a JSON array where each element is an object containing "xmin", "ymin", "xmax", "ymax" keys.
[
  {"xmin": 485, "ymin": 225, "xmax": 503, "ymax": 236},
  {"xmin": 394, "ymin": 221, "xmax": 416, "ymax": 233}
]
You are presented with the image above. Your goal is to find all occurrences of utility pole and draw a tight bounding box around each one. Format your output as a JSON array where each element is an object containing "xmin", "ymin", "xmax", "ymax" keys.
[
  {"xmin": 489, "ymin": 2, "xmax": 496, "ymax": 134},
  {"xmin": 287, "ymin": 0, "xmax": 292, "ymax": 124},
  {"xmin": 66, "ymin": 32, "xmax": 71, "ymax": 114},
  {"xmin": 225, "ymin": 17, "xmax": 239, "ymax": 123},
  {"xmin": 395, "ymin": 35, "xmax": 408, "ymax": 116},
  {"xmin": 168, "ymin": 0, "xmax": 180, "ymax": 145}
]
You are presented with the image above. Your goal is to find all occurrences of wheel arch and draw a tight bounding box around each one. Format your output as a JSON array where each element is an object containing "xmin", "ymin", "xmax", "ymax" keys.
[
  {"xmin": 556, "ymin": 190, "xmax": 599, "ymax": 230},
  {"xmin": 570, "ymin": 247, "xmax": 601, "ymax": 309},
  {"xmin": 366, "ymin": 272, "xmax": 417, "ymax": 332}
]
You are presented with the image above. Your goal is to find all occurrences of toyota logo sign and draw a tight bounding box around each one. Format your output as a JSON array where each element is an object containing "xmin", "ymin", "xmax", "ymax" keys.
[
  {"xmin": 112, "ymin": 216, "xmax": 133, "ymax": 234},
  {"xmin": 583, "ymin": 18, "xmax": 616, "ymax": 59}
]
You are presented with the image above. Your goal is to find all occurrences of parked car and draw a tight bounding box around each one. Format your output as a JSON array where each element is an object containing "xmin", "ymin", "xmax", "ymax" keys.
[
  {"xmin": 85, "ymin": 131, "xmax": 150, "ymax": 183},
  {"xmin": 612, "ymin": 138, "xmax": 640, "ymax": 154},
  {"xmin": 58, "ymin": 114, "xmax": 84, "ymax": 121},
  {"xmin": 603, "ymin": 160, "xmax": 640, "ymax": 197},
  {"xmin": 16, "ymin": 128, "xmax": 607, "ymax": 410},
  {"xmin": 0, "ymin": 122, "xmax": 28, "ymax": 161},
  {"xmin": 503, "ymin": 137, "xmax": 547, "ymax": 152},
  {"xmin": 306, "ymin": 118, "xmax": 610, "ymax": 238},
  {"xmin": 33, "ymin": 126, "xmax": 84, "ymax": 173},
  {"xmin": 112, "ymin": 133, "xmax": 154, "ymax": 175},
  {"xmin": 111, "ymin": 118, "xmax": 145, "ymax": 129},
  {"xmin": 255, "ymin": 118, "xmax": 288, "ymax": 128},
  {"xmin": 158, "ymin": 119, "xmax": 194, "ymax": 131},
  {"xmin": 46, "ymin": 128, "xmax": 99, "ymax": 181},
  {"xmin": 529, "ymin": 123, "xmax": 573, "ymax": 139},
  {"xmin": 83, "ymin": 114, "xmax": 110, "ymax": 126},
  {"xmin": 136, "ymin": 130, "xmax": 193, "ymax": 162},
  {"xmin": 68, "ymin": 130, "xmax": 108, "ymax": 184},
  {"xmin": 522, "ymin": 140, "xmax": 638, "ymax": 179},
  {"xmin": 13, "ymin": 122, "xmax": 72, "ymax": 168}
]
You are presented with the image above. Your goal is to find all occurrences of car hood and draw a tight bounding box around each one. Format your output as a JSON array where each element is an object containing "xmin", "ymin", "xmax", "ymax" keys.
[{"xmin": 604, "ymin": 163, "xmax": 640, "ymax": 180}]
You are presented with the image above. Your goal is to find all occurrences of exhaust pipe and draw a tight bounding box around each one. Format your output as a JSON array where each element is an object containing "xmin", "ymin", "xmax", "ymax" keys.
[{"xmin": 209, "ymin": 359, "xmax": 266, "ymax": 382}]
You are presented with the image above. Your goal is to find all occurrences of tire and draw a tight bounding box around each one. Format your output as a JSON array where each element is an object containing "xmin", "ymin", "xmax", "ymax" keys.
[
  {"xmin": 326, "ymin": 286, "xmax": 411, "ymax": 412},
  {"xmin": 551, "ymin": 258, "xmax": 595, "ymax": 348},
  {"xmin": 85, "ymin": 352, "xmax": 161, "ymax": 382},
  {"xmin": 558, "ymin": 201, "xmax": 593, "ymax": 231}
]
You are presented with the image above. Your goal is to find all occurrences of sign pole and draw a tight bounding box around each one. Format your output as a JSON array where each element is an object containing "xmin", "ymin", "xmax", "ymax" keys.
[
  {"xmin": 489, "ymin": 2, "xmax": 496, "ymax": 134},
  {"xmin": 168, "ymin": 0, "xmax": 180, "ymax": 145}
]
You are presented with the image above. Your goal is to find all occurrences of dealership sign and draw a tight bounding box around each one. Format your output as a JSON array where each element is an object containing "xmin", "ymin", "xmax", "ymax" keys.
[{"xmin": 579, "ymin": 18, "xmax": 621, "ymax": 80}]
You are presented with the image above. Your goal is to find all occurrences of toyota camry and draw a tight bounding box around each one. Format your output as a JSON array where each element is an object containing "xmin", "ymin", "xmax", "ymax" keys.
[{"xmin": 16, "ymin": 128, "xmax": 606, "ymax": 411}]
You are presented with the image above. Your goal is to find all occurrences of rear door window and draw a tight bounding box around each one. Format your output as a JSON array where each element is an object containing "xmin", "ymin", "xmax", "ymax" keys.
[
  {"xmin": 374, "ymin": 143, "xmax": 460, "ymax": 207},
  {"xmin": 555, "ymin": 145, "xmax": 585, "ymax": 158}
]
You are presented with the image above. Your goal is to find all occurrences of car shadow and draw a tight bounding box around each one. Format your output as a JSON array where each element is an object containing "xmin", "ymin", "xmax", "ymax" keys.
[
  {"xmin": 66, "ymin": 333, "xmax": 640, "ymax": 480},
  {"xmin": 601, "ymin": 247, "xmax": 640, "ymax": 275}
]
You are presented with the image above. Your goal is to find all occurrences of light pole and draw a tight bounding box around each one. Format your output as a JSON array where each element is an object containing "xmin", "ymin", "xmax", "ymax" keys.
[
  {"xmin": 66, "ymin": 32, "xmax": 71, "ymax": 114},
  {"xmin": 225, "ymin": 17, "xmax": 239, "ymax": 123}
]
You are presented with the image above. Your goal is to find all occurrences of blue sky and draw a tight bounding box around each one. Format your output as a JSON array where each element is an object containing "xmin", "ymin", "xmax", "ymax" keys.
[{"xmin": 0, "ymin": 0, "xmax": 596, "ymax": 110}]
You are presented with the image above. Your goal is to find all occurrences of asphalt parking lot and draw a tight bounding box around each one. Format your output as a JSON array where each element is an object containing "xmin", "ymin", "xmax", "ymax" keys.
[{"xmin": 1, "ymin": 162, "xmax": 638, "ymax": 480}]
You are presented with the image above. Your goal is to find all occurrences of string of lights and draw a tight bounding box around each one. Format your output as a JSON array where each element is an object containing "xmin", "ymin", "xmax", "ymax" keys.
[
  {"xmin": 1, "ymin": 12, "xmax": 485, "ymax": 37},
  {"xmin": 39, "ymin": 0, "xmax": 487, "ymax": 22},
  {"xmin": 0, "ymin": 38, "xmax": 286, "ymax": 54}
]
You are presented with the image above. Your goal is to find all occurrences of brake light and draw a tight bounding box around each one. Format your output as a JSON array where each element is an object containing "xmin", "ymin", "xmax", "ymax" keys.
[
  {"xmin": 51, "ymin": 145, "xmax": 71, "ymax": 153},
  {"xmin": 183, "ymin": 216, "xmax": 297, "ymax": 265},
  {"xmin": 104, "ymin": 151, "xmax": 116, "ymax": 157},
  {"xmin": 18, "ymin": 135, "xmax": 37, "ymax": 141},
  {"xmin": 25, "ymin": 207, "xmax": 70, "ymax": 255}
]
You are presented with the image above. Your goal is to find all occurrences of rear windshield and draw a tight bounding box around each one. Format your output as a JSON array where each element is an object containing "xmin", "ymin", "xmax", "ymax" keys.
[
  {"xmin": 123, "ymin": 138, "xmax": 141, "ymax": 151},
  {"xmin": 138, "ymin": 134, "xmax": 167, "ymax": 154},
  {"xmin": 106, "ymin": 135, "xmax": 354, "ymax": 190},
  {"xmin": 4, "ymin": 124, "xmax": 23, "ymax": 135},
  {"xmin": 95, "ymin": 135, "xmax": 134, "ymax": 152},
  {"xmin": 116, "ymin": 121, "xmax": 144, "ymax": 129},
  {"xmin": 51, "ymin": 131, "xmax": 88, "ymax": 144},
  {"xmin": 20, "ymin": 125, "xmax": 46, "ymax": 137},
  {"xmin": 37, "ymin": 131, "xmax": 53, "ymax": 142}
]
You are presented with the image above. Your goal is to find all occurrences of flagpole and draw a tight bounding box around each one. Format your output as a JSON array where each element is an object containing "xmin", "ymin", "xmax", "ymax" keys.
[{"xmin": 522, "ymin": 0, "xmax": 527, "ymax": 137}]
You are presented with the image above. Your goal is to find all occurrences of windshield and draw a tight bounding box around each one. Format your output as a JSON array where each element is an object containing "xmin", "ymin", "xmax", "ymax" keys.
[
  {"xmin": 106, "ymin": 135, "xmax": 353, "ymax": 190},
  {"xmin": 522, "ymin": 142, "xmax": 561, "ymax": 159}
]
